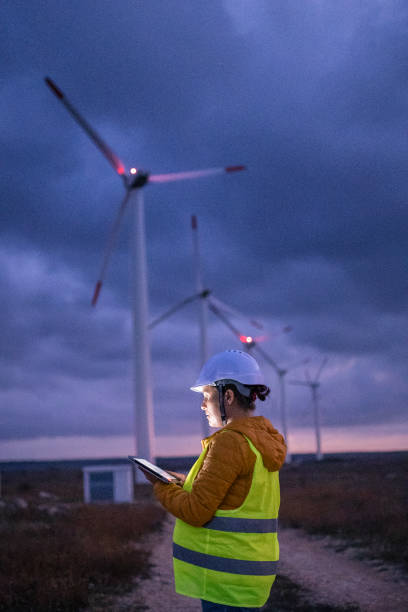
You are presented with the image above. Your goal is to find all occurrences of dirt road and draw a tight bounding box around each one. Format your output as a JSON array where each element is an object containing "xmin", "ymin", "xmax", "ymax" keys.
[
  {"xmin": 278, "ymin": 527, "xmax": 408, "ymax": 611},
  {"xmin": 117, "ymin": 516, "xmax": 408, "ymax": 611}
]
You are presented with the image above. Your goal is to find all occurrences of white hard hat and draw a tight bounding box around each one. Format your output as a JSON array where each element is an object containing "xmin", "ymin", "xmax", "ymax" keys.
[{"xmin": 191, "ymin": 349, "xmax": 266, "ymax": 393}]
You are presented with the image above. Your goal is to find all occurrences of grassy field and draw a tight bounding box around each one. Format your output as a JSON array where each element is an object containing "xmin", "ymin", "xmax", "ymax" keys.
[
  {"xmin": 0, "ymin": 469, "xmax": 164, "ymax": 611},
  {"xmin": 1, "ymin": 453, "xmax": 406, "ymax": 611},
  {"xmin": 279, "ymin": 453, "xmax": 408, "ymax": 569}
]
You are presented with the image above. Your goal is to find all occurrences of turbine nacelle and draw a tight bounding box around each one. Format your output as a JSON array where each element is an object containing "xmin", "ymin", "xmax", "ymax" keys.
[{"xmin": 128, "ymin": 169, "xmax": 150, "ymax": 190}]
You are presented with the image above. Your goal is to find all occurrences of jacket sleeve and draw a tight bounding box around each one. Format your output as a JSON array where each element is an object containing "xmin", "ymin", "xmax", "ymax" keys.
[{"xmin": 153, "ymin": 430, "xmax": 248, "ymax": 527}]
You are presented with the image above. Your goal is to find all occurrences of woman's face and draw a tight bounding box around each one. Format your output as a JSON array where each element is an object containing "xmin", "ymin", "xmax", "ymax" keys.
[{"xmin": 201, "ymin": 385, "xmax": 222, "ymax": 428}]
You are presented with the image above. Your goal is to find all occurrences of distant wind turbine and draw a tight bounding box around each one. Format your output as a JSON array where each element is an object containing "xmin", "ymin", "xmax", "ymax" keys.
[
  {"xmin": 251, "ymin": 345, "xmax": 308, "ymax": 464},
  {"xmin": 289, "ymin": 358, "xmax": 328, "ymax": 461},
  {"xmin": 45, "ymin": 77, "xmax": 246, "ymax": 465}
]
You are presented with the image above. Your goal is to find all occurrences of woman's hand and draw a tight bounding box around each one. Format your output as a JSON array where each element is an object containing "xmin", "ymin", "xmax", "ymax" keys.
[
  {"xmin": 167, "ymin": 470, "xmax": 186, "ymax": 485},
  {"xmin": 138, "ymin": 467, "xmax": 160, "ymax": 484},
  {"xmin": 138, "ymin": 467, "xmax": 185, "ymax": 486}
]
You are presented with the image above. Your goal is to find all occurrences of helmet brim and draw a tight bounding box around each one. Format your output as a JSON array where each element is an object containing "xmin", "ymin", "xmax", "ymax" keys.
[
  {"xmin": 190, "ymin": 383, "xmax": 215, "ymax": 393},
  {"xmin": 190, "ymin": 379, "xmax": 257, "ymax": 398}
]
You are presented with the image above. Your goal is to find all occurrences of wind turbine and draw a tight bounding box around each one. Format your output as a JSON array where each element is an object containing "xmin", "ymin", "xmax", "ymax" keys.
[
  {"xmin": 249, "ymin": 345, "xmax": 308, "ymax": 464},
  {"xmin": 289, "ymin": 358, "xmax": 328, "ymax": 461},
  {"xmin": 44, "ymin": 77, "xmax": 245, "ymax": 465}
]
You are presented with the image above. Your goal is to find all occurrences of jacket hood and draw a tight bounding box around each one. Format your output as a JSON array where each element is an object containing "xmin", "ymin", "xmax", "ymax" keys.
[{"xmin": 208, "ymin": 415, "xmax": 287, "ymax": 472}]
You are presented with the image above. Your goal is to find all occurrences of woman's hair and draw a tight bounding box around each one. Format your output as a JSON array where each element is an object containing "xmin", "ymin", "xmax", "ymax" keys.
[{"xmin": 224, "ymin": 383, "xmax": 270, "ymax": 412}]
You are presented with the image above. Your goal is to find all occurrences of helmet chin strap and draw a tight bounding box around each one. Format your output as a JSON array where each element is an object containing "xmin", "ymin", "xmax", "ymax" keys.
[{"xmin": 217, "ymin": 385, "xmax": 227, "ymax": 426}]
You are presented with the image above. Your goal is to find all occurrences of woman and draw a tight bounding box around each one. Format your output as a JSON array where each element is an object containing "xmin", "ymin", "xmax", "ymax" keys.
[{"xmin": 142, "ymin": 349, "xmax": 286, "ymax": 611}]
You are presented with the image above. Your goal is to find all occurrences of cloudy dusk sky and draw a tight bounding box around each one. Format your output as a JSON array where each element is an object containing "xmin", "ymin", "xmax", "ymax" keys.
[{"xmin": 1, "ymin": 1, "xmax": 408, "ymax": 460}]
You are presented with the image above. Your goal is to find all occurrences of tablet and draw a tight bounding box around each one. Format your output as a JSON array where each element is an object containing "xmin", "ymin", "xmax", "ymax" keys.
[{"xmin": 128, "ymin": 456, "xmax": 177, "ymax": 483}]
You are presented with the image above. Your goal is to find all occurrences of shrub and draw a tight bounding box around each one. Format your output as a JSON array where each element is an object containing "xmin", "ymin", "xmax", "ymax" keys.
[{"xmin": 0, "ymin": 498, "xmax": 165, "ymax": 611}]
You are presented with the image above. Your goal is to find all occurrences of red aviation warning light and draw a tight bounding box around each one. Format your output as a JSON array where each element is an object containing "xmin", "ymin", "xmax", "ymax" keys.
[{"xmin": 240, "ymin": 335, "xmax": 253, "ymax": 344}]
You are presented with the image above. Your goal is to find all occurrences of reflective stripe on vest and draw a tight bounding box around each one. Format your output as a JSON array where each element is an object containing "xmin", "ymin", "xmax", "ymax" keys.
[
  {"xmin": 203, "ymin": 516, "xmax": 278, "ymax": 533},
  {"xmin": 173, "ymin": 543, "xmax": 278, "ymax": 576}
]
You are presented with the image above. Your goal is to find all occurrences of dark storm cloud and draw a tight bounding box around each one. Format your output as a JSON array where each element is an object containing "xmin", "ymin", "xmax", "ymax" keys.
[{"xmin": 1, "ymin": 1, "xmax": 407, "ymax": 446}]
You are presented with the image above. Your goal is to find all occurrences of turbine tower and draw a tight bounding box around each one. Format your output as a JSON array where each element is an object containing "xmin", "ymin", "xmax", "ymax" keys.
[
  {"xmin": 191, "ymin": 215, "xmax": 209, "ymax": 437},
  {"xmin": 45, "ymin": 77, "xmax": 245, "ymax": 465},
  {"xmin": 289, "ymin": 358, "xmax": 328, "ymax": 461}
]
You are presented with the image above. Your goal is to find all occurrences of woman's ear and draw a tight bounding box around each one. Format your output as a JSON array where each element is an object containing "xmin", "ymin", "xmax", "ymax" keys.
[{"xmin": 224, "ymin": 388, "xmax": 234, "ymax": 405}]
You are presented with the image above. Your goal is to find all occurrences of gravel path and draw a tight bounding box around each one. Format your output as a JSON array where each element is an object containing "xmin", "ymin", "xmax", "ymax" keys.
[
  {"xmin": 136, "ymin": 515, "xmax": 200, "ymax": 611},
  {"xmin": 278, "ymin": 528, "xmax": 408, "ymax": 611},
  {"xmin": 116, "ymin": 516, "xmax": 408, "ymax": 611}
]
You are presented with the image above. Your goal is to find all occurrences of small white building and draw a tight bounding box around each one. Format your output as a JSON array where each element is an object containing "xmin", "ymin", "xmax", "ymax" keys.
[{"xmin": 82, "ymin": 464, "xmax": 134, "ymax": 503}]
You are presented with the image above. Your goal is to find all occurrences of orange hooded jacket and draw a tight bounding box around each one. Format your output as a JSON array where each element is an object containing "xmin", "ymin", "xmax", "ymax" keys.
[{"xmin": 153, "ymin": 416, "xmax": 286, "ymax": 527}]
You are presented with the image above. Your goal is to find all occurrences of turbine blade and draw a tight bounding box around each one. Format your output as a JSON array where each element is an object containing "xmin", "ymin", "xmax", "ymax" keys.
[
  {"xmin": 288, "ymin": 380, "xmax": 311, "ymax": 386},
  {"xmin": 210, "ymin": 295, "xmax": 264, "ymax": 330},
  {"xmin": 264, "ymin": 324, "xmax": 293, "ymax": 343},
  {"xmin": 315, "ymin": 357, "xmax": 328, "ymax": 381},
  {"xmin": 91, "ymin": 280, "xmax": 103, "ymax": 307},
  {"xmin": 253, "ymin": 334, "xmax": 268, "ymax": 343},
  {"xmin": 253, "ymin": 345, "xmax": 280, "ymax": 373},
  {"xmin": 148, "ymin": 165, "xmax": 246, "ymax": 184},
  {"xmin": 286, "ymin": 357, "xmax": 310, "ymax": 372},
  {"xmin": 207, "ymin": 299, "xmax": 241, "ymax": 340},
  {"xmin": 148, "ymin": 290, "xmax": 210, "ymax": 329},
  {"xmin": 44, "ymin": 77, "xmax": 127, "ymax": 177},
  {"xmin": 91, "ymin": 190, "xmax": 131, "ymax": 306}
]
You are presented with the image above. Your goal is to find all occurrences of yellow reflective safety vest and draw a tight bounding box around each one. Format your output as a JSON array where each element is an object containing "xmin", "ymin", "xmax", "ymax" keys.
[{"xmin": 173, "ymin": 435, "xmax": 280, "ymax": 608}]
